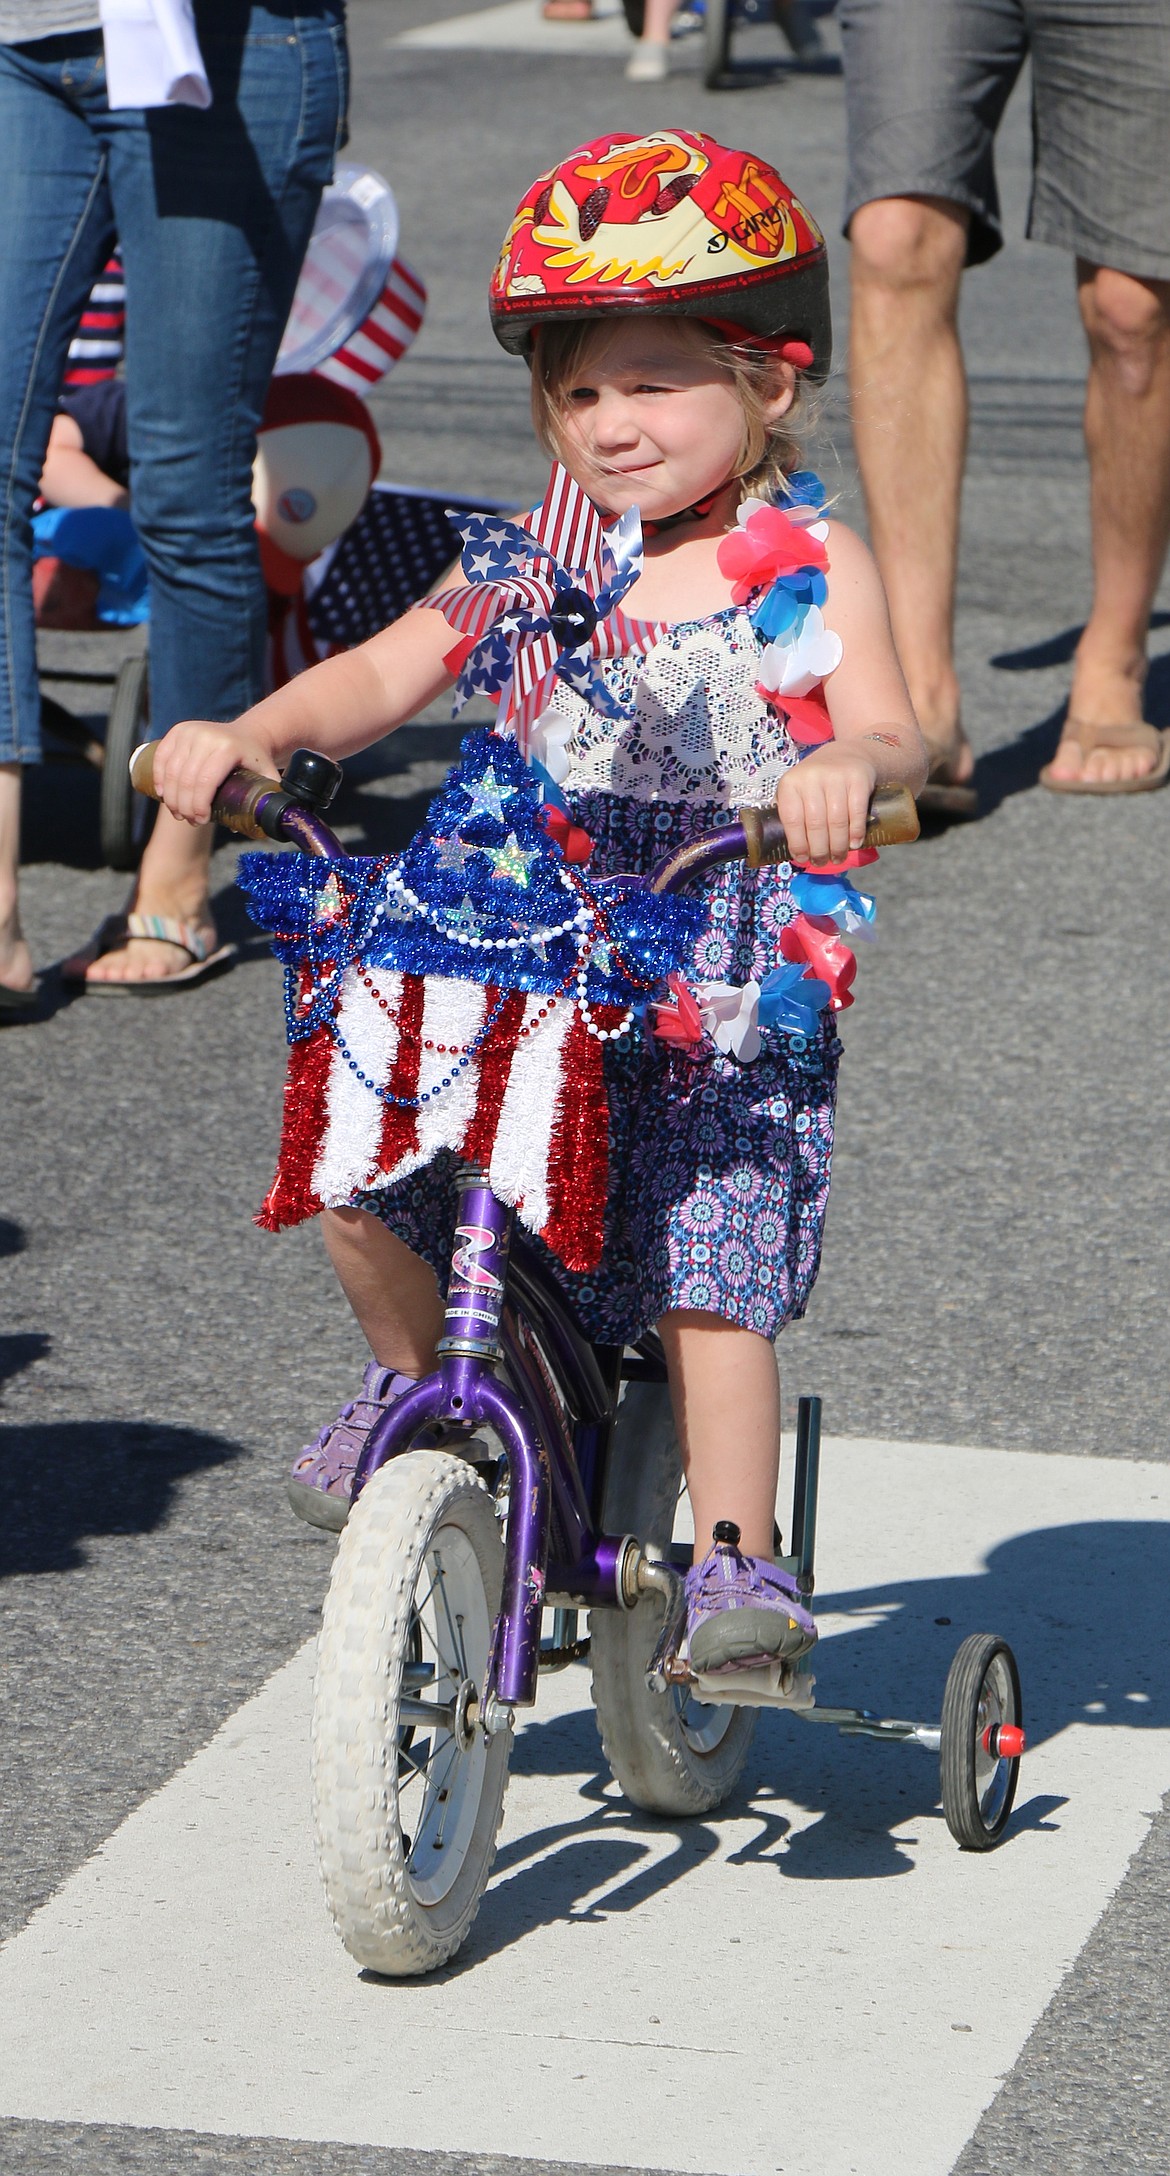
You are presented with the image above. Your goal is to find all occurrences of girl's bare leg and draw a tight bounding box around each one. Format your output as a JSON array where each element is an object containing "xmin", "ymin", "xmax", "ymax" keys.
[
  {"xmin": 658, "ymin": 1310, "xmax": 781, "ymax": 1559},
  {"xmin": 322, "ymin": 1205, "xmax": 444, "ymax": 1377}
]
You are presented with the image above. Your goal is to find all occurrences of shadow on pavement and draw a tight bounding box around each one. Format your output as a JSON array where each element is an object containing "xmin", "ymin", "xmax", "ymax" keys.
[
  {"xmin": 991, "ymin": 609, "xmax": 1170, "ymax": 673},
  {"xmin": 0, "ymin": 1419, "xmax": 238, "ymax": 1576},
  {"xmin": 0, "ymin": 1333, "xmax": 51, "ymax": 1391},
  {"xmin": 428, "ymin": 1517, "xmax": 1169, "ymax": 1961}
]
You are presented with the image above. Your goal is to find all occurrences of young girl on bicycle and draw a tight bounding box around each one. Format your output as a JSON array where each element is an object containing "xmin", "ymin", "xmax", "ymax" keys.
[{"xmin": 151, "ymin": 130, "xmax": 925, "ymax": 1677}]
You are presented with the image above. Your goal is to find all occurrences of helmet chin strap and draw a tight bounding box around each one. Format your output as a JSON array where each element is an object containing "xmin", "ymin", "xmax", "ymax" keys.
[{"xmin": 642, "ymin": 486, "xmax": 726, "ymax": 539}]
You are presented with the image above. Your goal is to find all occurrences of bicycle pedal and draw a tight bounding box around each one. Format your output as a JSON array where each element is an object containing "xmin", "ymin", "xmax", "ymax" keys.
[{"xmin": 684, "ymin": 1658, "xmax": 816, "ymax": 1711}]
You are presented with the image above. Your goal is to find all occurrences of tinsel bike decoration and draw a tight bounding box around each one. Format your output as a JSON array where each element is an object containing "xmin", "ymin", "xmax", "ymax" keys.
[{"xmin": 241, "ymin": 729, "xmax": 701, "ymax": 1272}]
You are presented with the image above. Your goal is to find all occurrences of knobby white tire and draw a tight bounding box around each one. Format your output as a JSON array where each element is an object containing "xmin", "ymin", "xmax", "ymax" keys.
[
  {"xmin": 590, "ymin": 1382, "xmax": 756, "ymax": 1815},
  {"xmin": 312, "ymin": 1450, "xmax": 510, "ymax": 1976}
]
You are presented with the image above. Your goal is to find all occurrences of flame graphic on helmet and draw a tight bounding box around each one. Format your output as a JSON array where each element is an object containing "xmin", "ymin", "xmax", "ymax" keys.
[{"xmin": 507, "ymin": 133, "xmax": 804, "ymax": 295}]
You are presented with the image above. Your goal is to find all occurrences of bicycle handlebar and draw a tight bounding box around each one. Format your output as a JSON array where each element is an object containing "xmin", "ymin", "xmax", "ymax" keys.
[
  {"xmin": 129, "ymin": 744, "xmax": 920, "ymax": 878},
  {"xmin": 129, "ymin": 742, "xmax": 342, "ymax": 856}
]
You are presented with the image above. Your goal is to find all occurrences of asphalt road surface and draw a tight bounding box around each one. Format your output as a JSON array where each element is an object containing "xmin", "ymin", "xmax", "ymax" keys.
[{"xmin": 3, "ymin": 5, "xmax": 1169, "ymax": 2174}]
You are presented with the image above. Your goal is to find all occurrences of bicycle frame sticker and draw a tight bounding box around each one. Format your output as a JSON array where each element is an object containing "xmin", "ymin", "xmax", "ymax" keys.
[
  {"xmin": 444, "ymin": 1203, "xmax": 510, "ymax": 1348},
  {"xmin": 452, "ymin": 1223, "xmax": 504, "ymax": 1297}
]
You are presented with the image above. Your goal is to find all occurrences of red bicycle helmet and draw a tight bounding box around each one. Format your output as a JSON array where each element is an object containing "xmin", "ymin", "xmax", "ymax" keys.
[{"xmin": 490, "ymin": 129, "xmax": 831, "ymax": 383}]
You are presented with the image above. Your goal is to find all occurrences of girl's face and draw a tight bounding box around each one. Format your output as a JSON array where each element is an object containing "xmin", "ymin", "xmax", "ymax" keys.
[{"xmin": 550, "ymin": 317, "xmax": 793, "ymax": 524}]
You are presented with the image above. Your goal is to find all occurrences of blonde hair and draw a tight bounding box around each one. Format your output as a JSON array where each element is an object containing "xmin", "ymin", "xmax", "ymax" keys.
[{"xmin": 530, "ymin": 315, "xmax": 807, "ymax": 506}]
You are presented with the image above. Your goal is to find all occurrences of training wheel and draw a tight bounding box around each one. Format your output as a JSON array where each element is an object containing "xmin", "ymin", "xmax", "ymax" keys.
[{"xmin": 940, "ymin": 1633, "xmax": 1023, "ymax": 1851}]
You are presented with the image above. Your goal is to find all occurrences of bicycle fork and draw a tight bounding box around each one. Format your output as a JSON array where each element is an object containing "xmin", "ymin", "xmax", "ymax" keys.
[{"xmin": 351, "ymin": 1171, "xmax": 552, "ymax": 1717}]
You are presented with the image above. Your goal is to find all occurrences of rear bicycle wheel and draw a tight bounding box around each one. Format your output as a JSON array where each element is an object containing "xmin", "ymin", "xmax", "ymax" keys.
[
  {"xmin": 703, "ymin": 0, "xmax": 732, "ymax": 84},
  {"xmin": 590, "ymin": 1381, "xmax": 756, "ymax": 1815},
  {"xmin": 312, "ymin": 1450, "xmax": 510, "ymax": 1975}
]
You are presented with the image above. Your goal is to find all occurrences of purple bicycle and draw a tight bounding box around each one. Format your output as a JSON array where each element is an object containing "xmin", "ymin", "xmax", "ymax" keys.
[{"xmin": 133, "ymin": 741, "xmax": 1026, "ymax": 1977}]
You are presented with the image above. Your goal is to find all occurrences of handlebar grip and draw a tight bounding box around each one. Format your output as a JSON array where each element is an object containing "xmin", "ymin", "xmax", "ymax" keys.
[
  {"xmin": 129, "ymin": 741, "xmax": 290, "ymax": 842},
  {"xmin": 739, "ymin": 783, "xmax": 920, "ymax": 868}
]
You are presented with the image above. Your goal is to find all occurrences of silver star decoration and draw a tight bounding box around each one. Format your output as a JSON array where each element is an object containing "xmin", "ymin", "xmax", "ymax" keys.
[
  {"xmin": 510, "ymin": 917, "xmax": 548, "ymax": 963},
  {"xmin": 486, "ymin": 832, "xmax": 539, "ymax": 888},
  {"xmin": 462, "ymin": 764, "xmax": 514, "ymax": 826},
  {"xmin": 433, "ymin": 833, "xmax": 469, "ymax": 873},
  {"xmin": 447, "ymin": 893, "xmax": 479, "ymax": 931}
]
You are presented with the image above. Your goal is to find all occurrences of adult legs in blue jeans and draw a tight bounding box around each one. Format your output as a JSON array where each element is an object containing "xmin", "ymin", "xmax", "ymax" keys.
[
  {"xmin": 0, "ymin": 36, "xmax": 117, "ymax": 995},
  {"xmin": 0, "ymin": 10, "xmax": 346, "ymax": 995}
]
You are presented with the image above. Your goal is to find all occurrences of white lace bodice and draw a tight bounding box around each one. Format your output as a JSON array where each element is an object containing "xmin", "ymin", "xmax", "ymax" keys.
[{"xmin": 542, "ymin": 607, "xmax": 800, "ymax": 810}]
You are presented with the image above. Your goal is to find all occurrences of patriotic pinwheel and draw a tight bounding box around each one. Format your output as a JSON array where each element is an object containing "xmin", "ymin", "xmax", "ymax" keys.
[{"xmin": 429, "ymin": 464, "xmax": 664, "ymax": 758}]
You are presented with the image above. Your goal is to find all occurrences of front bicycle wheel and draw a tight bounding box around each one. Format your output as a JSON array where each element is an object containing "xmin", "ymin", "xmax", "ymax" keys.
[
  {"xmin": 590, "ymin": 1380, "xmax": 756, "ymax": 1815},
  {"xmin": 312, "ymin": 1450, "xmax": 510, "ymax": 1975}
]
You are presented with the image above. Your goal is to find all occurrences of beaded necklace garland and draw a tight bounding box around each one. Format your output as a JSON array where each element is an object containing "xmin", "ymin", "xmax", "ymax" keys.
[{"xmin": 240, "ymin": 729, "xmax": 702, "ymax": 1269}]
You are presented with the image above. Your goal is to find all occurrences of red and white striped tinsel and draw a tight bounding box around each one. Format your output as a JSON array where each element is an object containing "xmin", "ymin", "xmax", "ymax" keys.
[{"xmin": 258, "ymin": 969, "xmax": 620, "ymax": 1272}]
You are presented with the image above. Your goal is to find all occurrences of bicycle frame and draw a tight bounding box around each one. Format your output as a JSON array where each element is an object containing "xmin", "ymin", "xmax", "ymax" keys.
[
  {"xmin": 169, "ymin": 750, "xmax": 915, "ymax": 1723},
  {"xmin": 345, "ymin": 823, "xmax": 761, "ymax": 1715}
]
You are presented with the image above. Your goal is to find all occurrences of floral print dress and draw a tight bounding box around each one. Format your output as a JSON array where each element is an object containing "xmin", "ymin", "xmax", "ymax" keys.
[{"xmin": 368, "ymin": 598, "xmax": 842, "ymax": 1345}]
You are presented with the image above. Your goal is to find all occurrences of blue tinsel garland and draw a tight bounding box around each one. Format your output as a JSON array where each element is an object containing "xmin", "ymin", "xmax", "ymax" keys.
[{"xmin": 240, "ymin": 729, "xmax": 702, "ymax": 1040}]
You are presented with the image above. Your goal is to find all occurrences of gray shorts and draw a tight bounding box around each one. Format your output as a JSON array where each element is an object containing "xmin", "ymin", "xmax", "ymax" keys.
[{"xmin": 840, "ymin": 0, "xmax": 1170, "ymax": 279}]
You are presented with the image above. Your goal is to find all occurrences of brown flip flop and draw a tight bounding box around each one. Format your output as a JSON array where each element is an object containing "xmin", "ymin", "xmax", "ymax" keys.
[
  {"xmin": 916, "ymin": 737, "xmax": 978, "ymax": 820},
  {"xmin": 1039, "ymin": 717, "xmax": 1170, "ymax": 795},
  {"xmin": 61, "ymin": 912, "xmax": 237, "ymax": 994},
  {"xmin": 916, "ymin": 776, "xmax": 979, "ymax": 819}
]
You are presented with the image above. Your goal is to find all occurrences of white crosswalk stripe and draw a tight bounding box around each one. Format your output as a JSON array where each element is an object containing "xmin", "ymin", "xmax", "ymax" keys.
[{"xmin": 1, "ymin": 1437, "xmax": 1166, "ymax": 2175}]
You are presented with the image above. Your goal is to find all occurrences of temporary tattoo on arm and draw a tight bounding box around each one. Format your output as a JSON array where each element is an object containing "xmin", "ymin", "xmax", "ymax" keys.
[{"xmin": 864, "ymin": 731, "xmax": 902, "ymax": 748}]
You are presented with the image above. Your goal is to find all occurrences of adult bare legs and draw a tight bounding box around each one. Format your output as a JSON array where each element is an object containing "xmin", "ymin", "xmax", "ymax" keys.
[
  {"xmin": 60, "ymin": 808, "xmax": 219, "ymax": 984},
  {"xmin": 848, "ymin": 195, "xmax": 975, "ymax": 801},
  {"xmin": 0, "ymin": 764, "xmax": 34, "ymax": 996},
  {"xmin": 658, "ymin": 1310, "xmax": 781, "ymax": 1560},
  {"xmin": 1043, "ymin": 264, "xmax": 1170, "ymax": 788},
  {"xmin": 626, "ymin": 0, "xmax": 679, "ymax": 79}
]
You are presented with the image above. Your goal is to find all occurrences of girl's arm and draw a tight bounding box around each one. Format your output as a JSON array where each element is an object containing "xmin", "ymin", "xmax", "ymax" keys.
[
  {"xmin": 151, "ymin": 604, "xmax": 458, "ymax": 826},
  {"xmin": 775, "ymin": 522, "xmax": 928, "ymax": 863}
]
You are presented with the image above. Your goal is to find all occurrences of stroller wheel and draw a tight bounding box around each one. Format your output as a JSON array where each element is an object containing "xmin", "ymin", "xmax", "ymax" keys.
[
  {"xmin": 703, "ymin": 0, "xmax": 732, "ymax": 83},
  {"xmin": 101, "ymin": 655, "xmax": 152, "ymax": 870}
]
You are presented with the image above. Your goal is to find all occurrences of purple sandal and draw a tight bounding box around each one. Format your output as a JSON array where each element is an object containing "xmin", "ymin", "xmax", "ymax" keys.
[
  {"xmin": 288, "ymin": 1362, "xmax": 440, "ymax": 1533},
  {"xmin": 685, "ymin": 1521, "xmax": 817, "ymax": 1673}
]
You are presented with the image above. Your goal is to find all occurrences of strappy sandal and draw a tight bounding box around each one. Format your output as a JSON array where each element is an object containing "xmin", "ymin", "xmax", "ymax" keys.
[
  {"xmin": 61, "ymin": 912, "xmax": 238, "ymax": 994},
  {"xmin": 1039, "ymin": 716, "xmax": 1170, "ymax": 795}
]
